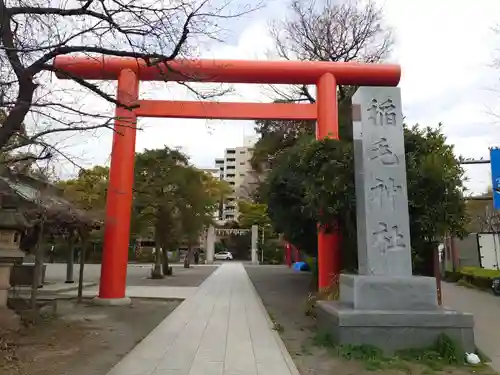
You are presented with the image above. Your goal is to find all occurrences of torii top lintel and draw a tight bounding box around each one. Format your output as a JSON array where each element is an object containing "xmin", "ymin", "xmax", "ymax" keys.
[{"xmin": 53, "ymin": 56, "xmax": 401, "ymax": 86}]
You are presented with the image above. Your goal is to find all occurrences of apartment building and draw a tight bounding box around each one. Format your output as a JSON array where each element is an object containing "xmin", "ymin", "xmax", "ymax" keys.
[
  {"xmin": 215, "ymin": 136, "xmax": 258, "ymax": 221},
  {"xmin": 202, "ymin": 168, "xmax": 221, "ymax": 180}
]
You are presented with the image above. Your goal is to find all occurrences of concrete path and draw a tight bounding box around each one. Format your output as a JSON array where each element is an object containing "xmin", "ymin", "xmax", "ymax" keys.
[
  {"xmin": 443, "ymin": 282, "xmax": 500, "ymax": 371},
  {"xmin": 106, "ymin": 262, "xmax": 299, "ymax": 375}
]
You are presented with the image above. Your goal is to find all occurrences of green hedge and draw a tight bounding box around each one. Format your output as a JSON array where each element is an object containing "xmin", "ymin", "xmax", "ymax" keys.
[
  {"xmin": 445, "ymin": 266, "xmax": 500, "ymax": 290},
  {"xmin": 259, "ymin": 241, "xmax": 283, "ymax": 265},
  {"xmin": 304, "ymin": 256, "xmax": 318, "ymax": 282}
]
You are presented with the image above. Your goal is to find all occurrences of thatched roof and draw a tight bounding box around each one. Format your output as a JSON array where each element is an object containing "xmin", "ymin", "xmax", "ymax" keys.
[{"xmin": 0, "ymin": 170, "xmax": 101, "ymax": 232}]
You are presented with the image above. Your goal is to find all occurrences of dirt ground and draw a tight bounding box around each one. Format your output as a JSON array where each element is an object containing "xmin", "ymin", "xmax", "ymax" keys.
[
  {"xmin": 245, "ymin": 265, "xmax": 497, "ymax": 375},
  {"xmin": 0, "ymin": 298, "xmax": 180, "ymax": 375}
]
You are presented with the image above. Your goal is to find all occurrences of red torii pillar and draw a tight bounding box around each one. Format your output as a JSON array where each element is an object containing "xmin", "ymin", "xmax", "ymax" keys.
[
  {"xmin": 99, "ymin": 69, "xmax": 139, "ymax": 300},
  {"xmin": 53, "ymin": 55, "xmax": 400, "ymax": 301},
  {"xmin": 285, "ymin": 242, "xmax": 292, "ymax": 268},
  {"xmin": 291, "ymin": 243, "xmax": 300, "ymax": 263},
  {"xmin": 316, "ymin": 73, "xmax": 341, "ymax": 289},
  {"xmin": 294, "ymin": 245, "xmax": 300, "ymax": 263}
]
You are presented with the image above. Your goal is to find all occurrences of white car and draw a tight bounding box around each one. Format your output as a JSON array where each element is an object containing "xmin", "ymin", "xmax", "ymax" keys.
[{"xmin": 214, "ymin": 251, "xmax": 233, "ymax": 260}]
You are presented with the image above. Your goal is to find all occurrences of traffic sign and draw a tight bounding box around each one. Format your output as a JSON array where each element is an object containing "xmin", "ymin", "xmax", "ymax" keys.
[{"xmin": 490, "ymin": 147, "xmax": 500, "ymax": 209}]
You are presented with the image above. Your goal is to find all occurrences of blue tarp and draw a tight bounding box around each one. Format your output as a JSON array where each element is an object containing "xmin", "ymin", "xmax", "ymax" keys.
[{"xmin": 292, "ymin": 262, "xmax": 310, "ymax": 272}]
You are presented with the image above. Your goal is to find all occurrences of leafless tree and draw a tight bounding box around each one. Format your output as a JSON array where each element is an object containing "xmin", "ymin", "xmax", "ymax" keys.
[
  {"xmin": 477, "ymin": 203, "xmax": 500, "ymax": 233},
  {"xmin": 0, "ymin": 0, "xmax": 260, "ymax": 168},
  {"xmin": 249, "ymin": 0, "xmax": 393, "ymax": 178},
  {"xmin": 268, "ymin": 0, "xmax": 394, "ymax": 103}
]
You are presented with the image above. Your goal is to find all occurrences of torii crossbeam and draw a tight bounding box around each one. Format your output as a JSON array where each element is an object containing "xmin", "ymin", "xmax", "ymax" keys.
[{"xmin": 54, "ymin": 55, "xmax": 400, "ymax": 302}]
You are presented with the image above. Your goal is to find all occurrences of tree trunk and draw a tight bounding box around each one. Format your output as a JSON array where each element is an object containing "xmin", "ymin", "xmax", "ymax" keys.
[
  {"xmin": 30, "ymin": 220, "xmax": 45, "ymax": 323},
  {"xmin": 65, "ymin": 231, "xmax": 75, "ymax": 283},
  {"xmin": 414, "ymin": 242, "xmax": 436, "ymax": 277},
  {"xmin": 162, "ymin": 247, "xmax": 171, "ymax": 275},
  {"xmin": 184, "ymin": 246, "xmax": 192, "ymax": 268},
  {"xmin": 151, "ymin": 244, "xmax": 164, "ymax": 278},
  {"xmin": 77, "ymin": 232, "xmax": 88, "ymax": 304}
]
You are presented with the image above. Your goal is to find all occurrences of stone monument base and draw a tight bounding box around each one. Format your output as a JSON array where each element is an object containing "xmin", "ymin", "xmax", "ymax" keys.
[
  {"xmin": 339, "ymin": 274, "xmax": 441, "ymax": 311},
  {"xmin": 315, "ymin": 274, "xmax": 475, "ymax": 354},
  {"xmin": 316, "ymin": 301, "xmax": 475, "ymax": 354}
]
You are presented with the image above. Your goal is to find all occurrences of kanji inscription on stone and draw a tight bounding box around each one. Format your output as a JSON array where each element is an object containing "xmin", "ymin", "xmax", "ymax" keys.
[
  {"xmin": 372, "ymin": 222, "xmax": 407, "ymax": 255},
  {"xmin": 369, "ymin": 137, "xmax": 400, "ymax": 165},
  {"xmin": 353, "ymin": 87, "xmax": 412, "ymax": 277},
  {"xmin": 367, "ymin": 98, "xmax": 397, "ymax": 127},
  {"xmin": 370, "ymin": 177, "xmax": 402, "ymax": 210}
]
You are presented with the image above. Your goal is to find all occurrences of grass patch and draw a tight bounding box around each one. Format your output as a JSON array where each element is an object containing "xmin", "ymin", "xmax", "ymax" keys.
[
  {"xmin": 312, "ymin": 330, "xmax": 488, "ymax": 372},
  {"xmin": 303, "ymin": 281, "xmax": 339, "ymax": 319},
  {"xmin": 395, "ymin": 334, "xmax": 461, "ymax": 371},
  {"xmin": 460, "ymin": 267, "xmax": 500, "ymax": 279},
  {"xmin": 272, "ymin": 322, "xmax": 284, "ymax": 333},
  {"xmin": 312, "ymin": 330, "xmax": 336, "ymax": 347}
]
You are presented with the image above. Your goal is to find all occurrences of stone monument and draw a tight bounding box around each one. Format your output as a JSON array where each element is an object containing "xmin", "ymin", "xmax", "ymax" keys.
[
  {"xmin": 205, "ymin": 225, "xmax": 215, "ymax": 264},
  {"xmin": 251, "ymin": 225, "xmax": 259, "ymax": 264},
  {"xmin": 316, "ymin": 87, "xmax": 475, "ymax": 353}
]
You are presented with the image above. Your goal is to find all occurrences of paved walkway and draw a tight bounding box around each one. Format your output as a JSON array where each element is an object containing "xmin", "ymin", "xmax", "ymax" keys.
[
  {"xmin": 106, "ymin": 263, "xmax": 299, "ymax": 375},
  {"xmin": 443, "ymin": 282, "xmax": 500, "ymax": 371}
]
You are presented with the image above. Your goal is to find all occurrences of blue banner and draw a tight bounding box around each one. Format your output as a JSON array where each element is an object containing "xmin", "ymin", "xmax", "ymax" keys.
[{"xmin": 490, "ymin": 147, "xmax": 500, "ymax": 210}]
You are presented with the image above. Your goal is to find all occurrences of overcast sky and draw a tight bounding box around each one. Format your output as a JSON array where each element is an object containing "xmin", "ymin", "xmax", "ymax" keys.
[{"xmin": 50, "ymin": 0, "xmax": 500, "ymax": 195}]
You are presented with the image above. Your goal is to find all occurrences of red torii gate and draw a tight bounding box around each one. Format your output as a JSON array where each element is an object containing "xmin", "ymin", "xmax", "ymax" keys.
[
  {"xmin": 284, "ymin": 242, "xmax": 300, "ymax": 268},
  {"xmin": 53, "ymin": 55, "xmax": 400, "ymax": 301}
]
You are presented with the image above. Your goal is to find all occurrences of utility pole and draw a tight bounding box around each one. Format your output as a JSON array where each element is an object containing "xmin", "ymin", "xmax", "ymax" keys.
[
  {"xmin": 218, "ymin": 168, "xmax": 224, "ymax": 220},
  {"xmin": 260, "ymin": 227, "xmax": 265, "ymax": 264}
]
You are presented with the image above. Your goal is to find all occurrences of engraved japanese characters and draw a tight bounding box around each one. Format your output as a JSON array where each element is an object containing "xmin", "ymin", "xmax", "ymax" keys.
[
  {"xmin": 353, "ymin": 87, "xmax": 412, "ymax": 277},
  {"xmin": 369, "ymin": 138, "xmax": 399, "ymax": 166}
]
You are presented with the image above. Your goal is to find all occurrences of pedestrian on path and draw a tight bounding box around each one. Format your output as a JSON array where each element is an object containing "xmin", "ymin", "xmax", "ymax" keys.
[{"xmin": 48, "ymin": 245, "xmax": 55, "ymax": 263}]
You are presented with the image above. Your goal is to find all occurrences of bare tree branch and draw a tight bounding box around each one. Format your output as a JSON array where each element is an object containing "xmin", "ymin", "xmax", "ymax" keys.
[
  {"xmin": 267, "ymin": 0, "xmax": 393, "ymax": 104},
  {"xmin": 1, "ymin": 0, "xmax": 262, "ymax": 175}
]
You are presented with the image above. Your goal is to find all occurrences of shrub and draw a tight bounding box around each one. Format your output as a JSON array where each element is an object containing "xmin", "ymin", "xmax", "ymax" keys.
[
  {"xmin": 135, "ymin": 248, "xmax": 155, "ymax": 263},
  {"xmin": 460, "ymin": 266, "xmax": 500, "ymax": 279},
  {"xmin": 260, "ymin": 240, "xmax": 283, "ymax": 264},
  {"xmin": 447, "ymin": 266, "xmax": 500, "ymax": 290},
  {"xmin": 444, "ymin": 271, "xmax": 462, "ymax": 283},
  {"xmin": 304, "ymin": 256, "xmax": 318, "ymax": 287}
]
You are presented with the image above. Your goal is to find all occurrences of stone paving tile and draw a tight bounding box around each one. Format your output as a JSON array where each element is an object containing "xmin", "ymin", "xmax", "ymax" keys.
[
  {"xmin": 189, "ymin": 361, "xmax": 224, "ymax": 375},
  {"xmin": 106, "ymin": 263, "xmax": 298, "ymax": 375}
]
